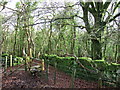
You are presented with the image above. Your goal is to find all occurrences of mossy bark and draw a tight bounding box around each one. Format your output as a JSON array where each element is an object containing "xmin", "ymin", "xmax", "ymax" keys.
[{"xmin": 91, "ymin": 39, "xmax": 102, "ymax": 60}]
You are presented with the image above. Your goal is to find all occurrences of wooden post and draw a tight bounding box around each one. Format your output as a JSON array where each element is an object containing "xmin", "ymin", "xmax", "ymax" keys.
[
  {"xmin": 9, "ymin": 55, "xmax": 13, "ymax": 72},
  {"xmin": 98, "ymin": 71, "xmax": 102, "ymax": 88},
  {"xmin": 71, "ymin": 60, "xmax": 76, "ymax": 88},
  {"xmin": 54, "ymin": 62, "xmax": 57, "ymax": 84},
  {"xmin": 30, "ymin": 48, "xmax": 32, "ymax": 58},
  {"xmin": 38, "ymin": 52, "xmax": 40, "ymax": 58},
  {"xmin": 46, "ymin": 59, "xmax": 49, "ymax": 83},
  {"xmin": 5, "ymin": 56, "xmax": 7, "ymax": 69},
  {"xmin": 42, "ymin": 59, "xmax": 44, "ymax": 71},
  {"xmin": 10, "ymin": 55, "xmax": 12, "ymax": 67},
  {"xmin": 98, "ymin": 78, "xmax": 102, "ymax": 88},
  {"xmin": 47, "ymin": 60, "xmax": 49, "ymax": 73},
  {"xmin": 25, "ymin": 54, "xmax": 27, "ymax": 71}
]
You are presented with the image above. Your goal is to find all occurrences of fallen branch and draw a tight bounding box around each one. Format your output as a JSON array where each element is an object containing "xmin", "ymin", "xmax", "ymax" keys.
[{"xmin": 74, "ymin": 56, "xmax": 98, "ymax": 74}]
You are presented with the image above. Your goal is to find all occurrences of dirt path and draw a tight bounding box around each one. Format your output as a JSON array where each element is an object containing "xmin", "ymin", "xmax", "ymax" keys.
[{"xmin": 2, "ymin": 60, "xmax": 98, "ymax": 88}]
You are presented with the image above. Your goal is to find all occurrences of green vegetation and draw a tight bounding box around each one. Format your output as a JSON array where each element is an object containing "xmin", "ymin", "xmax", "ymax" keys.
[
  {"xmin": 0, "ymin": 0, "xmax": 120, "ymax": 88},
  {"xmin": 43, "ymin": 54, "xmax": 120, "ymax": 87}
]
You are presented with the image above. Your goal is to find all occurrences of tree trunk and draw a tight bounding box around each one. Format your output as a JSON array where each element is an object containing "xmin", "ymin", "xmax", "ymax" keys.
[
  {"xmin": 91, "ymin": 39, "xmax": 102, "ymax": 60},
  {"xmin": 0, "ymin": 16, "xmax": 3, "ymax": 55},
  {"xmin": 117, "ymin": 44, "xmax": 120, "ymax": 63},
  {"xmin": 117, "ymin": 27, "xmax": 120, "ymax": 63},
  {"xmin": 13, "ymin": 27, "xmax": 17, "ymax": 55},
  {"xmin": 48, "ymin": 22, "xmax": 52, "ymax": 54}
]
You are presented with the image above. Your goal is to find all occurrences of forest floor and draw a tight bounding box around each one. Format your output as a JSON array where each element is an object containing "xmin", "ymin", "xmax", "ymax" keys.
[{"xmin": 2, "ymin": 60, "xmax": 100, "ymax": 88}]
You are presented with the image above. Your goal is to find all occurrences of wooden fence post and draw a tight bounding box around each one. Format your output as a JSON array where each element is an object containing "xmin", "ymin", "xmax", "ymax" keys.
[
  {"xmin": 54, "ymin": 62, "xmax": 57, "ymax": 84},
  {"xmin": 46, "ymin": 59, "xmax": 49, "ymax": 83},
  {"xmin": 38, "ymin": 52, "xmax": 40, "ymax": 58},
  {"xmin": 42, "ymin": 59, "xmax": 44, "ymax": 71},
  {"xmin": 71, "ymin": 60, "xmax": 76, "ymax": 88},
  {"xmin": 30, "ymin": 48, "xmax": 32, "ymax": 58},
  {"xmin": 25, "ymin": 54, "xmax": 28, "ymax": 71},
  {"xmin": 10, "ymin": 55, "xmax": 12, "ymax": 67},
  {"xmin": 9, "ymin": 55, "xmax": 13, "ymax": 72},
  {"xmin": 5, "ymin": 56, "xmax": 7, "ymax": 69},
  {"xmin": 98, "ymin": 71, "xmax": 102, "ymax": 88}
]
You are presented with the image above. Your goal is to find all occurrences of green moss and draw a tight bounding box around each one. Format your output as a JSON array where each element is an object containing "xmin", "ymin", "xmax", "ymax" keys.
[
  {"xmin": 42, "ymin": 54, "xmax": 120, "ymax": 87},
  {"xmin": 111, "ymin": 63, "xmax": 120, "ymax": 67},
  {"xmin": 57, "ymin": 56, "xmax": 65, "ymax": 60},
  {"xmin": 93, "ymin": 60, "xmax": 108, "ymax": 71},
  {"xmin": 107, "ymin": 63, "xmax": 120, "ymax": 71},
  {"xmin": 94, "ymin": 59, "xmax": 105, "ymax": 62},
  {"xmin": 78, "ymin": 57, "xmax": 93, "ymax": 67},
  {"xmin": 78, "ymin": 57, "xmax": 92, "ymax": 60}
]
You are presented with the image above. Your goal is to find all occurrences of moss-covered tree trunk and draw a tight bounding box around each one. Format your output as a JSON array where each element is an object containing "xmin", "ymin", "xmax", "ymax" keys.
[
  {"xmin": 91, "ymin": 9, "xmax": 103, "ymax": 60},
  {"xmin": 115, "ymin": 30, "xmax": 120, "ymax": 63},
  {"xmin": 81, "ymin": 2, "xmax": 108, "ymax": 60},
  {"xmin": 91, "ymin": 39, "xmax": 102, "ymax": 60}
]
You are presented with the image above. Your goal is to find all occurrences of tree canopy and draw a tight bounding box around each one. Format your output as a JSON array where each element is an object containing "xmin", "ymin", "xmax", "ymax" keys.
[{"xmin": 0, "ymin": 0, "xmax": 120, "ymax": 62}]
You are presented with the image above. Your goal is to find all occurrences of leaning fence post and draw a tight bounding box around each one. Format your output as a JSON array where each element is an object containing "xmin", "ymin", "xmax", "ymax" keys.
[
  {"xmin": 71, "ymin": 60, "xmax": 76, "ymax": 88},
  {"xmin": 5, "ymin": 56, "xmax": 8, "ymax": 69},
  {"xmin": 54, "ymin": 62, "xmax": 57, "ymax": 84}
]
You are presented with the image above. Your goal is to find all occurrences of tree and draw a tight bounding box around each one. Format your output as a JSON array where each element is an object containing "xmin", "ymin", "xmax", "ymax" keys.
[
  {"xmin": 51, "ymin": 2, "xmax": 78, "ymax": 55},
  {"xmin": 80, "ymin": 0, "xmax": 120, "ymax": 59},
  {"xmin": 15, "ymin": 0, "xmax": 37, "ymax": 57}
]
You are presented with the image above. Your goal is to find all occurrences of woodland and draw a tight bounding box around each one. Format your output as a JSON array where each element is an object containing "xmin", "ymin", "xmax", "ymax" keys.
[{"xmin": 0, "ymin": 0, "xmax": 120, "ymax": 88}]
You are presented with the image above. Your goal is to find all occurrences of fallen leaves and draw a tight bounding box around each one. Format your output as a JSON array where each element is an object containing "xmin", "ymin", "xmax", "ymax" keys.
[{"xmin": 2, "ymin": 60, "xmax": 99, "ymax": 88}]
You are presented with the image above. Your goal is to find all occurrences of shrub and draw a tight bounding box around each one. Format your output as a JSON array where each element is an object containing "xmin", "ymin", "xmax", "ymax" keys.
[{"xmin": 14, "ymin": 57, "xmax": 23, "ymax": 65}]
